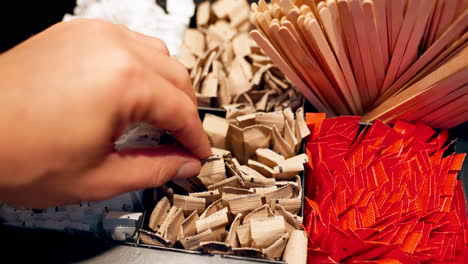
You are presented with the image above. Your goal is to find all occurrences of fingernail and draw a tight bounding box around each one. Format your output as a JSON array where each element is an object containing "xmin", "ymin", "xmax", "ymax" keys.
[{"xmin": 176, "ymin": 161, "xmax": 201, "ymax": 180}]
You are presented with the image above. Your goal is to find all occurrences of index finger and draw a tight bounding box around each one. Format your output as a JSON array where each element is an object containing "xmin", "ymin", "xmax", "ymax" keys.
[{"xmin": 134, "ymin": 72, "xmax": 212, "ymax": 159}]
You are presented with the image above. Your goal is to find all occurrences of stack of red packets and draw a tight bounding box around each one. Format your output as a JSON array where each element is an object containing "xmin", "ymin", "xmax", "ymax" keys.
[{"xmin": 303, "ymin": 114, "xmax": 468, "ymax": 263}]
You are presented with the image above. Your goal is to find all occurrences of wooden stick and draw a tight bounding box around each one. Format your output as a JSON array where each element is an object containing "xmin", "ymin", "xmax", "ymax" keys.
[
  {"xmin": 379, "ymin": 70, "xmax": 468, "ymax": 123},
  {"xmin": 296, "ymin": 18, "xmax": 350, "ymax": 115},
  {"xmin": 434, "ymin": 0, "xmax": 459, "ymax": 40},
  {"xmin": 421, "ymin": 96, "xmax": 468, "ymax": 128},
  {"xmin": 378, "ymin": 11, "xmax": 468, "ymax": 105},
  {"xmin": 300, "ymin": 10, "xmax": 359, "ymax": 114},
  {"xmin": 373, "ymin": 0, "xmax": 389, "ymax": 69},
  {"xmin": 250, "ymin": 30, "xmax": 333, "ymax": 115},
  {"xmin": 380, "ymin": 0, "xmax": 420, "ymax": 94},
  {"xmin": 425, "ymin": 0, "xmax": 445, "ymax": 49},
  {"xmin": 274, "ymin": 22, "xmax": 350, "ymax": 114},
  {"xmin": 395, "ymin": 0, "xmax": 436, "ymax": 78},
  {"xmin": 389, "ymin": 0, "xmax": 405, "ymax": 56},
  {"xmin": 363, "ymin": 45, "xmax": 468, "ymax": 122},
  {"xmin": 362, "ymin": 0, "xmax": 386, "ymax": 92},
  {"xmin": 349, "ymin": 0, "xmax": 379, "ymax": 104},
  {"xmin": 337, "ymin": 0, "xmax": 370, "ymax": 110},
  {"xmin": 323, "ymin": 0, "xmax": 363, "ymax": 114},
  {"xmin": 400, "ymin": 87, "xmax": 468, "ymax": 123}
]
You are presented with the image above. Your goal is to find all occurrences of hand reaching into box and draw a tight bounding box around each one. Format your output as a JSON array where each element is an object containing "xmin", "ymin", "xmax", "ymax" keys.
[{"xmin": 0, "ymin": 19, "xmax": 212, "ymax": 208}]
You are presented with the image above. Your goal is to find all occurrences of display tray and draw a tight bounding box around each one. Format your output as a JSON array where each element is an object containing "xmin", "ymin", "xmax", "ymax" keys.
[{"xmin": 135, "ymin": 107, "xmax": 307, "ymax": 263}]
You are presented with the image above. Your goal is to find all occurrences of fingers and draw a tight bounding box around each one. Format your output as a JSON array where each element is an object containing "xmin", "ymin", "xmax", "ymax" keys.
[
  {"xmin": 79, "ymin": 146, "xmax": 201, "ymax": 202},
  {"xmin": 128, "ymin": 33, "xmax": 197, "ymax": 104},
  {"xmin": 120, "ymin": 70, "xmax": 212, "ymax": 158},
  {"xmin": 145, "ymin": 74, "xmax": 212, "ymax": 158},
  {"xmin": 128, "ymin": 29, "xmax": 170, "ymax": 56}
]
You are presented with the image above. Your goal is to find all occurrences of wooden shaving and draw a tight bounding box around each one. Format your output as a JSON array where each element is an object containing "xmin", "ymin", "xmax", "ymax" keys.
[{"xmin": 180, "ymin": 0, "xmax": 302, "ymax": 110}]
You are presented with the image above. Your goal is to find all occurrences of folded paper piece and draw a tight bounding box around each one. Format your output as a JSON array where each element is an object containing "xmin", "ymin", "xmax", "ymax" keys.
[
  {"xmin": 251, "ymin": 0, "xmax": 468, "ymax": 129},
  {"xmin": 63, "ymin": 0, "xmax": 194, "ymax": 57},
  {"xmin": 180, "ymin": 0, "xmax": 303, "ymax": 111},
  {"xmin": 139, "ymin": 108, "xmax": 310, "ymax": 262},
  {"xmin": 304, "ymin": 114, "xmax": 468, "ymax": 263}
]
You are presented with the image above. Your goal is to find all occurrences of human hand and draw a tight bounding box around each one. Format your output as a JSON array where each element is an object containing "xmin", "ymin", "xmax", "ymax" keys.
[{"xmin": 0, "ymin": 19, "xmax": 211, "ymax": 208}]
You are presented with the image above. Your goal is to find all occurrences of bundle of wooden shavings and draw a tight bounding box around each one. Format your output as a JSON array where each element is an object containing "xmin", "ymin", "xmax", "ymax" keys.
[
  {"xmin": 178, "ymin": 0, "xmax": 303, "ymax": 111},
  {"xmin": 251, "ymin": 0, "xmax": 468, "ymax": 129},
  {"xmin": 139, "ymin": 107, "xmax": 310, "ymax": 263},
  {"xmin": 304, "ymin": 114, "xmax": 468, "ymax": 263}
]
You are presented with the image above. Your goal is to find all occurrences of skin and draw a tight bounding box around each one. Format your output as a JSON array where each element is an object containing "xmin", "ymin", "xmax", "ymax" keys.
[{"xmin": 0, "ymin": 19, "xmax": 212, "ymax": 208}]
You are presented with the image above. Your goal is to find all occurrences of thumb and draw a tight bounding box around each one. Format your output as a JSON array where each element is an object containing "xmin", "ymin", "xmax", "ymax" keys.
[{"xmin": 79, "ymin": 146, "xmax": 201, "ymax": 202}]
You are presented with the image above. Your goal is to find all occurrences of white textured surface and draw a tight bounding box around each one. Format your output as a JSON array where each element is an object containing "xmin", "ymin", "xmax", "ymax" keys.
[{"xmin": 63, "ymin": 0, "xmax": 195, "ymax": 57}]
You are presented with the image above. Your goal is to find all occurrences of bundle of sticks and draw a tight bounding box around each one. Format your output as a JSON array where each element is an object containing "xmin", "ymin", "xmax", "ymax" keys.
[
  {"xmin": 178, "ymin": 0, "xmax": 303, "ymax": 111},
  {"xmin": 251, "ymin": 0, "xmax": 468, "ymax": 129}
]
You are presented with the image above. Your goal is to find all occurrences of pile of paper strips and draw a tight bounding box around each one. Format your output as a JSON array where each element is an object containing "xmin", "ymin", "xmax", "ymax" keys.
[
  {"xmin": 303, "ymin": 114, "xmax": 468, "ymax": 263},
  {"xmin": 250, "ymin": 0, "xmax": 468, "ymax": 129},
  {"xmin": 179, "ymin": 0, "xmax": 303, "ymax": 111}
]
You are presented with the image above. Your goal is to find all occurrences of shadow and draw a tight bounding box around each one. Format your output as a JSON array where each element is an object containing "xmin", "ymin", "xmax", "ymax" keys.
[{"xmin": 0, "ymin": 226, "xmax": 117, "ymax": 264}]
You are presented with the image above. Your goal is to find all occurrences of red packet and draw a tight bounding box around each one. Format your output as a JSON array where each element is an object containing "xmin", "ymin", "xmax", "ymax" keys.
[{"xmin": 304, "ymin": 115, "xmax": 468, "ymax": 263}]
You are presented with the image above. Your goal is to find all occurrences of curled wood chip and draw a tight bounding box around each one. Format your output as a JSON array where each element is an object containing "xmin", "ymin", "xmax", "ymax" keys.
[
  {"xmin": 225, "ymin": 213, "xmax": 242, "ymax": 248},
  {"xmin": 235, "ymin": 223, "xmax": 252, "ymax": 247},
  {"xmin": 248, "ymin": 159, "xmax": 274, "ymax": 177},
  {"xmin": 221, "ymin": 187, "xmax": 254, "ymax": 200},
  {"xmin": 250, "ymin": 186, "xmax": 278, "ymax": 197},
  {"xmin": 148, "ymin": 196, "xmax": 171, "ymax": 232},
  {"xmin": 295, "ymin": 108, "xmax": 310, "ymax": 141},
  {"xmin": 274, "ymin": 204, "xmax": 303, "ymax": 230},
  {"xmin": 201, "ymin": 72, "xmax": 218, "ymax": 97},
  {"xmin": 269, "ymin": 198, "xmax": 302, "ymax": 215},
  {"xmin": 250, "ymin": 216, "xmax": 286, "ymax": 248},
  {"xmin": 236, "ymin": 113, "xmax": 257, "ymax": 128},
  {"xmin": 282, "ymin": 230, "xmax": 307, "ymax": 264},
  {"xmin": 207, "ymin": 176, "xmax": 244, "ymax": 192},
  {"xmin": 200, "ymin": 199, "xmax": 224, "ymax": 219},
  {"xmin": 156, "ymin": 206, "xmax": 178, "ymax": 237},
  {"xmin": 180, "ymin": 211, "xmax": 199, "ymax": 238},
  {"xmin": 189, "ymin": 189, "xmax": 221, "ymax": 205},
  {"xmin": 273, "ymin": 154, "xmax": 308, "ymax": 180},
  {"xmin": 243, "ymin": 125, "xmax": 272, "ymax": 160},
  {"xmin": 255, "ymin": 111, "xmax": 286, "ymax": 132},
  {"xmin": 212, "ymin": 147, "xmax": 231, "ymax": 156},
  {"xmin": 272, "ymin": 126, "xmax": 294, "ymax": 159},
  {"xmin": 203, "ymin": 114, "xmax": 229, "ymax": 149},
  {"xmin": 256, "ymin": 148, "xmax": 285, "ymax": 167},
  {"xmin": 243, "ymin": 204, "xmax": 274, "ymax": 224},
  {"xmin": 181, "ymin": 228, "xmax": 225, "ymax": 250},
  {"xmin": 196, "ymin": 1, "xmax": 211, "ymax": 27},
  {"xmin": 184, "ymin": 29, "xmax": 205, "ymax": 58},
  {"xmin": 223, "ymin": 104, "xmax": 256, "ymax": 120},
  {"xmin": 139, "ymin": 229, "xmax": 170, "ymax": 247},
  {"xmin": 196, "ymin": 207, "xmax": 229, "ymax": 233},
  {"xmin": 262, "ymin": 232, "xmax": 290, "ymax": 260},
  {"xmin": 264, "ymin": 184, "xmax": 295, "ymax": 201},
  {"xmin": 165, "ymin": 209, "xmax": 185, "ymax": 245},
  {"xmin": 196, "ymin": 156, "xmax": 227, "ymax": 187},
  {"xmin": 242, "ymin": 176, "xmax": 276, "ymax": 188},
  {"xmin": 227, "ymin": 193, "xmax": 263, "ymax": 215},
  {"xmin": 173, "ymin": 194, "xmax": 206, "ymax": 217},
  {"xmin": 239, "ymin": 165, "xmax": 266, "ymax": 178}
]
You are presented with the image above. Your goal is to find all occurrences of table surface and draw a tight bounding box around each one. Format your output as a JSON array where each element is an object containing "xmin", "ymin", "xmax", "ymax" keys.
[{"xmin": 0, "ymin": 227, "xmax": 273, "ymax": 264}]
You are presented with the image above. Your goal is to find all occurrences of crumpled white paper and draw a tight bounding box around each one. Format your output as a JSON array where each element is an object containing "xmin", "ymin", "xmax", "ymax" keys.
[{"xmin": 63, "ymin": 0, "xmax": 195, "ymax": 57}]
